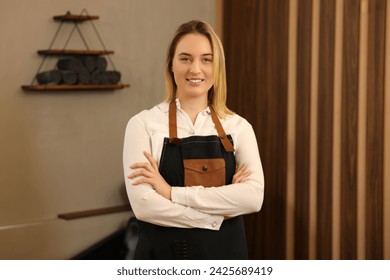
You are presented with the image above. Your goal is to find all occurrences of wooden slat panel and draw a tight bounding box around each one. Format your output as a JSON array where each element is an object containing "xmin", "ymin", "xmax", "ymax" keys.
[
  {"xmin": 294, "ymin": 0, "xmax": 312, "ymax": 260},
  {"xmin": 340, "ymin": 0, "xmax": 360, "ymax": 260},
  {"xmin": 316, "ymin": 0, "xmax": 336, "ymax": 260},
  {"xmin": 222, "ymin": 0, "xmax": 389, "ymax": 260},
  {"xmin": 366, "ymin": 0, "xmax": 386, "ymax": 259}
]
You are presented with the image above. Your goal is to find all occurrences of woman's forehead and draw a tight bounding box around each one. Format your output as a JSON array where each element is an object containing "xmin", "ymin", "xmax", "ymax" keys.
[{"xmin": 175, "ymin": 33, "xmax": 212, "ymax": 56}]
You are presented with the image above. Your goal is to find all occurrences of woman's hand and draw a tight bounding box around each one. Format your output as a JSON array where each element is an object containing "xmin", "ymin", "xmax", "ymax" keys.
[
  {"xmin": 232, "ymin": 163, "xmax": 251, "ymax": 184},
  {"xmin": 128, "ymin": 151, "xmax": 172, "ymax": 200}
]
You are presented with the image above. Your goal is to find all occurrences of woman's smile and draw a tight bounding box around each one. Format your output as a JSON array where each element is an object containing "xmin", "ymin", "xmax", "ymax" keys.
[{"xmin": 186, "ymin": 78, "xmax": 204, "ymax": 85}]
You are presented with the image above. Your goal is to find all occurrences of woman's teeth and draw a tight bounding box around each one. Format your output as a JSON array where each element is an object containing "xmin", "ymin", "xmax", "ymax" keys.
[{"xmin": 187, "ymin": 79, "xmax": 203, "ymax": 83}]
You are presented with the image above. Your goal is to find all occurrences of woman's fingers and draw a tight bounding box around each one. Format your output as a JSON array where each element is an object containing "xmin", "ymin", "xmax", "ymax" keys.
[
  {"xmin": 130, "ymin": 162, "xmax": 153, "ymax": 171},
  {"xmin": 233, "ymin": 163, "xmax": 251, "ymax": 184},
  {"xmin": 143, "ymin": 151, "xmax": 159, "ymax": 170},
  {"xmin": 127, "ymin": 168, "xmax": 152, "ymax": 179}
]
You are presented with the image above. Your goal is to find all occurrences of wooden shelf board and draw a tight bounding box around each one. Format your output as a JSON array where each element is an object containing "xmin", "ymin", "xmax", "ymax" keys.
[
  {"xmin": 37, "ymin": 49, "xmax": 114, "ymax": 56},
  {"xmin": 22, "ymin": 84, "xmax": 130, "ymax": 91},
  {"xmin": 58, "ymin": 204, "xmax": 131, "ymax": 220},
  {"xmin": 53, "ymin": 14, "xmax": 99, "ymax": 22}
]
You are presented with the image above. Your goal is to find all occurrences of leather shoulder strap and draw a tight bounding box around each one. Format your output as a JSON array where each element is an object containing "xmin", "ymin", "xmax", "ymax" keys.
[
  {"xmin": 209, "ymin": 106, "xmax": 235, "ymax": 152},
  {"xmin": 169, "ymin": 100, "xmax": 182, "ymax": 145}
]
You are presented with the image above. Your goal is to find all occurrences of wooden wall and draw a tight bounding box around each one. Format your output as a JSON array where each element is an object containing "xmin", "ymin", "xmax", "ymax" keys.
[{"xmin": 223, "ymin": 0, "xmax": 390, "ymax": 260}]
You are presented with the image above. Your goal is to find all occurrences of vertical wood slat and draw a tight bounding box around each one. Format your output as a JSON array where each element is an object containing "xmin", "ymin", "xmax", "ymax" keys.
[
  {"xmin": 340, "ymin": 0, "xmax": 360, "ymax": 260},
  {"xmin": 357, "ymin": 0, "xmax": 369, "ymax": 260},
  {"xmin": 294, "ymin": 0, "xmax": 313, "ymax": 260},
  {"xmin": 308, "ymin": 0, "xmax": 320, "ymax": 260},
  {"xmin": 366, "ymin": 0, "xmax": 386, "ymax": 259},
  {"xmin": 384, "ymin": 0, "xmax": 390, "ymax": 261},
  {"xmin": 316, "ymin": 0, "xmax": 336, "ymax": 260},
  {"xmin": 286, "ymin": 0, "xmax": 298, "ymax": 260},
  {"xmin": 332, "ymin": 0, "xmax": 344, "ymax": 260},
  {"xmin": 223, "ymin": 0, "xmax": 289, "ymax": 259},
  {"xmin": 223, "ymin": 0, "xmax": 263, "ymax": 259},
  {"xmin": 261, "ymin": 0, "xmax": 289, "ymax": 260}
]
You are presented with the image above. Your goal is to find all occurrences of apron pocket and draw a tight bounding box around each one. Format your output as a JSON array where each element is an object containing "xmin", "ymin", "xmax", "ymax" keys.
[{"xmin": 183, "ymin": 158, "xmax": 225, "ymax": 187}]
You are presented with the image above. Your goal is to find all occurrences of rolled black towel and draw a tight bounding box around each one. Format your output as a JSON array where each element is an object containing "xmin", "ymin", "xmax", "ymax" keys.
[
  {"xmin": 61, "ymin": 70, "xmax": 77, "ymax": 85},
  {"xmin": 95, "ymin": 56, "xmax": 107, "ymax": 71},
  {"xmin": 90, "ymin": 70, "xmax": 103, "ymax": 84},
  {"xmin": 106, "ymin": 71, "xmax": 121, "ymax": 84},
  {"xmin": 36, "ymin": 70, "xmax": 62, "ymax": 84},
  {"xmin": 100, "ymin": 71, "xmax": 121, "ymax": 84},
  {"xmin": 77, "ymin": 70, "xmax": 90, "ymax": 85},
  {"xmin": 81, "ymin": 56, "xmax": 96, "ymax": 73},
  {"xmin": 57, "ymin": 57, "xmax": 85, "ymax": 73}
]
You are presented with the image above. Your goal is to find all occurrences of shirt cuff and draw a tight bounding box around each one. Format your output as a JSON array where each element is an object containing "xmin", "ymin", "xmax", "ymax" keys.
[{"xmin": 204, "ymin": 214, "xmax": 224, "ymax": 230}]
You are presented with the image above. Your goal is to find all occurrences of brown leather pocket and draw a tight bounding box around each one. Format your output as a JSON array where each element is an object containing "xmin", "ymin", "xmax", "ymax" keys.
[{"xmin": 183, "ymin": 158, "xmax": 226, "ymax": 187}]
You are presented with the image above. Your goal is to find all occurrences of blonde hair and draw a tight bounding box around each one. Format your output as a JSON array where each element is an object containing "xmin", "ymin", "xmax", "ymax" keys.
[{"xmin": 163, "ymin": 20, "xmax": 233, "ymax": 118}]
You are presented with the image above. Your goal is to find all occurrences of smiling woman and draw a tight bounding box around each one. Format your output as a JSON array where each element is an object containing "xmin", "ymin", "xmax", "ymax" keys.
[{"xmin": 123, "ymin": 20, "xmax": 264, "ymax": 260}]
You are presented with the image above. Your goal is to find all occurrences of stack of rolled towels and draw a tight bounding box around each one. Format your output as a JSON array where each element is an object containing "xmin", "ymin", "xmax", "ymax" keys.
[{"xmin": 36, "ymin": 56, "xmax": 121, "ymax": 85}]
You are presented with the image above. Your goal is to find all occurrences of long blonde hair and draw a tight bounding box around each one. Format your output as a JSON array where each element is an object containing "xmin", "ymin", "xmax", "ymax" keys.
[{"xmin": 163, "ymin": 20, "xmax": 233, "ymax": 118}]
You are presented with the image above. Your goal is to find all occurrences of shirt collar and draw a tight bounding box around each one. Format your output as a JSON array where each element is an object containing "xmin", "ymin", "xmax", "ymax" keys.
[{"xmin": 157, "ymin": 98, "xmax": 211, "ymax": 114}]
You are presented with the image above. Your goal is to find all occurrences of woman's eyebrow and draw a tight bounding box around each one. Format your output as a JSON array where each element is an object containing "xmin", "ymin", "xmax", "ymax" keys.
[{"xmin": 177, "ymin": 52, "xmax": 213, "ymax": 56}]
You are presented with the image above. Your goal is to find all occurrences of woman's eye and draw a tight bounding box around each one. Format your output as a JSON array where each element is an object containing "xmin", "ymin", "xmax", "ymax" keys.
[
  {"xmin": 180, "ymin": 57, "xmax": 190, "ymax": 62},
  {"xmin": 203, "ymin": 58, "xmax": 212, "ymax": 63}
]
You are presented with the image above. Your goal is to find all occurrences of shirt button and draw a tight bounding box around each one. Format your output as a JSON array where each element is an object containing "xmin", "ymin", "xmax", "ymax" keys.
[
  {"xmin": 190, "ymin": 130, "xmax": 195, "ymax": 135},
  {"xmin": 212, "ymin": 222, "xmax": 217, "ymax": 228},
  {"xmin": 202, "ymin": 111, "xmax": 206, "ymax": 116}
]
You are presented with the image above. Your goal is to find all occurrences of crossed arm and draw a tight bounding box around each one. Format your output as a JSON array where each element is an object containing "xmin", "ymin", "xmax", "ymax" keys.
[
  {"xmin": 123, "ymin": 115, "xmax": 264, "ymax": 229},
  {"xmin": 128, "ymin": 151, "xmax": 251, "ymax": 200}
]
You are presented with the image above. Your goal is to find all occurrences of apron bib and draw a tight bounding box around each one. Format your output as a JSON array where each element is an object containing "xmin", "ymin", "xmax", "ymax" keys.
[{"xmin": 134, "ymin": 100, "xmax": 248, "ymax": 259}]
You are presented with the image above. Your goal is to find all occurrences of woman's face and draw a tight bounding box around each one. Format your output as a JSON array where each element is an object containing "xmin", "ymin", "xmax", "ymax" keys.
[{"xmin": 171, "ymin": 33, "xmax": 213, "ymax": 100}]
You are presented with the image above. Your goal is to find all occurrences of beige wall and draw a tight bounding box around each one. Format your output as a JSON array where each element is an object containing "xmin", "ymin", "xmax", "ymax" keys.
[{"xmin": 0, "ymin": 0, "xmax": 216, "ymax": 259}]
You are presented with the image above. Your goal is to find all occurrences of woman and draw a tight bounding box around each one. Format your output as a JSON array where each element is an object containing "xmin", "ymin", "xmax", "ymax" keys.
[{"xmin": 123, "ymin": 20, "xmax": 264, "ymax": 259}]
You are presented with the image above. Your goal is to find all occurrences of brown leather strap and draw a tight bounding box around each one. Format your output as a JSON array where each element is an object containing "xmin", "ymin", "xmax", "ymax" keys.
[
  {"xmin": 209, "ymin": 105, "xmax": 235, "ymax": 152},
  {"xmin": 169, "ymin": 100, "xmax": 182, "ymax": 145}
]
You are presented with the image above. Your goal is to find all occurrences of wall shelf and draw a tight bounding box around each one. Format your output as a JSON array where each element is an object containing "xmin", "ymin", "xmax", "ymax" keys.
[{"xmin": 22, "ymin": 9, "xmax": 129, "ymax": 92}]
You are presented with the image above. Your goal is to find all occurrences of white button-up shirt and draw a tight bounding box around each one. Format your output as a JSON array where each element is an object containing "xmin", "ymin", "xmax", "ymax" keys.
[{"xmin": 123, "ymin": 100, "xmax": 264, "ymax": 230}]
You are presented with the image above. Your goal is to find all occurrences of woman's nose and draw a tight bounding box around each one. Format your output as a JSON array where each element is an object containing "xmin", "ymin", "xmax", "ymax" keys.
[{"xmin": 189, "ymin": 61, "xmax": 201, "ymax": 74}]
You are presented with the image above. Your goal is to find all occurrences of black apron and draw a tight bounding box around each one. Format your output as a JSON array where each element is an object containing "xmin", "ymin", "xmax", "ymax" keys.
[{"xmin": 134, "ymin": 100, "xmax": 248, "ymax": 259}]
